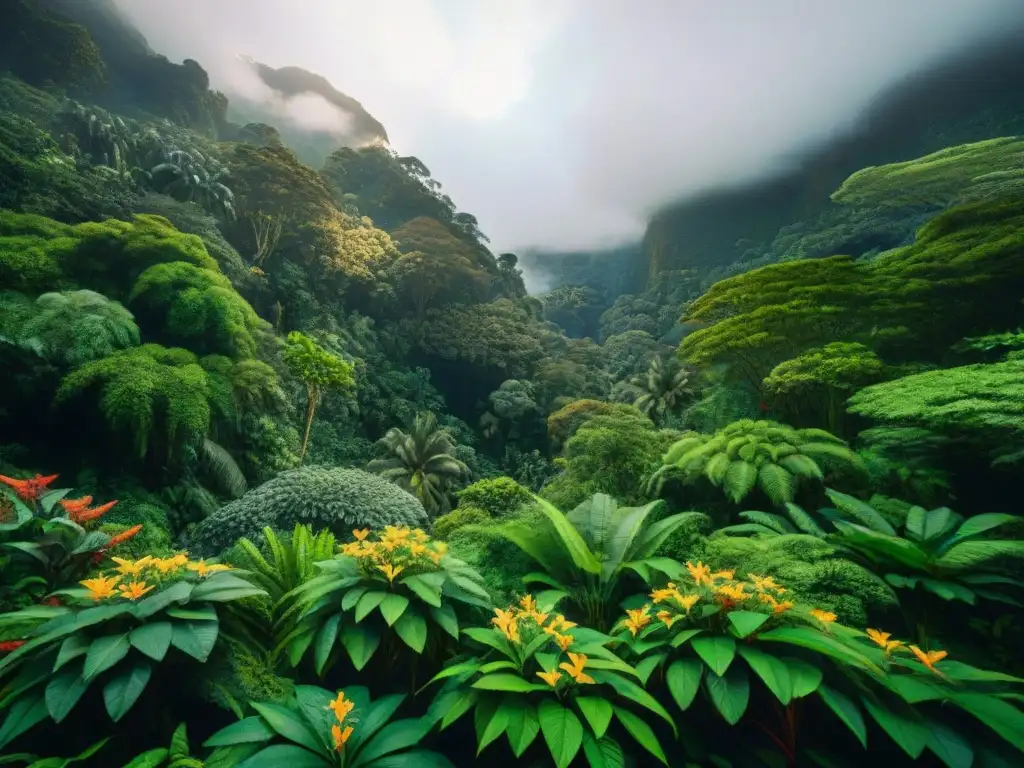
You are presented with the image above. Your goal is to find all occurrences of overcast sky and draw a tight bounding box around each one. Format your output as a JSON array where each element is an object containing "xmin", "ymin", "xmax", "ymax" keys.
[{"xmin": 116, "ymin": 0, "xmax": 1024, "ymax": 254}]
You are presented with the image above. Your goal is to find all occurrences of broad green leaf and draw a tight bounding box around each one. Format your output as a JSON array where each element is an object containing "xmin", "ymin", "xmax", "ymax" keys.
[
  {"xmin": 393, "ymin": 610, "xmax": 428, "ymax": 653},
  {"xmin": 378, "ymin": 594, "xmax": 410, "ymax": 627},
  {"xmin": 532, "ymin": 495, "xmax": 602, "ymax": 574},
  {"xmin": 314, "ymin": 614, "xmax": 341, "ymax": 675},
  {"xmin": 825, "ymin": 489, "xmax": 897, "ymax": 535},
  {"xmin": 133, "ymin": 581, "xmax": 194, "ymax": 619},
  {"xmin": 355, "ymin": 591, "xmax": 388, "ymax": 623},
  {"xmin": 666, "ymin": 658, "xmax": 703, "ymax": 711},
  {"xmin": 170, "ymin": 620, "xmax": 219, "ymax": 662},
  {"xmin": 425, "ymin": 661, "xmax": 481, "ymax": 688},
  {"xmin": 575, "ymin": 697, "xmax": 613, "ymax": 739},
  {"xmin": 581, "ymin": 733, "xmax": 625, "ymax": 768},
  {"xmin": 589, "ymin": 670, "xmax": 675, "ymax": 732},
  {"xmin": 440, "ymin": 690, "xmax": 477, "ymax": 730},
  {"xmin": 251, "ymin": 702, "xmax": 323, "ymax": 756},
  {"xmin": 669, "ymin": 627, "xmax": 703, "ymax": 648},
  {"xmin": 952, "ymin": 692, "xmax": 1024, "ymax": 753},
  {"xmin": 924, "ymin": 718, "xmax": 973, "ymax": 768},
  {"xmin": 737, "ymin": 646, "xmax": 792, "ymax": 704},
  {"xmin": 935, "ymin": 540, "xmax": 1024, "ymax": 571},
  {"xmin": 534, "ymin": 589, "xmax": 569, "ymax": 613},
  {"xmin": 0, "ymin": 694, "xmax": 48, "ymax": 750},
  {"xmin": 341, "ymin": 586, "xmax": 368, "ymax": 611},
  {"xmin": 400, "ymin": 573, "xmax": 446, "ymax": 607},
  {"xmin": 44, "ymin": 669, "xmax": 89, "ymax": 723},
  {"xmin": 817, "ymin": 684, "xmax": 866, "ymax": 748},
  {"xmin": 522, "ymin": 572, "xmax": 567, "ymax": 589},
  {"xmin": 481, "ymin": 696, "xmax": 519, "ymax": 756},
  {"xmin": 537, "ymin": 699, "xmax": 584, "ymax": 768},
  {"xmin": 758, "ymin": 626, "xmax": 876, "ymax": 671},
  {"xmin": 472, "ymin": 674, "xmax": 547, "ymax": 692},
  {"xmin": 340, "ymin": 623, "xmax": 380, "ymax": 670},
  {"xmin": 103, "ymin": 661, "xmax": 152, "ymax": 722},
  {"xmin": 83, "ymin": 633, "xmax": 130, "ymax": 681},
  {"xmin": 951, "ymin": 513, "xmax": 1019, "ymax": 543},
  {"xmin": 129, "ymin": 622, "xmax": 173, "ymax": 662},
  {"xmin": 474, "ymin": 696, "xmax": 508, "ymax": 755},
  {"xmin": 204, "ymin": 717, "xmax": 276, "ymax": 747},
  {"xmin": 691, "ymin": 636, "xmax": 736, "ymax": 676},
  {"xmin": 462, "ymin": 627, "xmax": 512, "ymax": 656},
  {"xmin": 782, "ymin": 657, "xmax": 823, "ymax": 698},
  {"xmin": 615, "ymin": 709, "xmax": 667, "ymax": 765},
  {"xmin": 727, "ymin": 611, "xmax": 770, "ymax": 638},
  {"xmin": 634, "ymin": 654, "xmax": 663, "ymax": 685},
  {"xmin": 705, "ymin": 664, "xmax": 750, "ymax": 725},
  {"xmin": 429, "ymin": 603, "xmax": 459, "ymax": 639},
  {"xmin": 54, "ymin": 635, "xmax": 90, "ymax": 672},
  {"xmin": 351, "ymin": 718, "xmax": 427, "ymax": 766},
  {"xmin": 504, "ymin": 698, "xmax": 540, "ymax": 757},
  {"xmin": 861, "ymin": 695, "xmax": 928, "ymax": 758},
  {"xmin": 234, "ymin": 744, "xmax": 327, "ymax": 767},
  {"xmin": 121, "ymin": 748, "xmax": 171, "ymax": 768},
  {"xmin": 191, "ymin": 574, "xmax": 267, "ymax": 602},
  {"xmin": 170, "ymin": 722, "xmax": 189, "ymax": 759}
]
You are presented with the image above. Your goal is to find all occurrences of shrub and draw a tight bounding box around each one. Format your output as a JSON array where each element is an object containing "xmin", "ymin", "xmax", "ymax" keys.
[
  {"xmin": 188, "ymin": 466, "xmax": 429, "ymax": 556},
  {"xmin": 455, "ymin": 476, "xmax": 532, "ymax": 517},
  {"xmin": 433, "ymin": 505, "xmax": 490, "ymax": 540}
]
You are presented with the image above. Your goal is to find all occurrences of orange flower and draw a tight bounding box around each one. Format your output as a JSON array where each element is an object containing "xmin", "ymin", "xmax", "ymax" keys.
[
  {"xmin": 0, "ymin": 474, "xmax": 59, "ymax": 503},
  {"xmin": 678, "ymin": 593, "xmax": 700, "ymax": 612},
  {"xmin": 118, "ymin": 581, "xmax": 155, "ymax": 601},
  {"xmin": 105, "ymin": 524, "xmax": 143, "ymax": 549},
  {"xmin": 656, "ymin": 610, "xmax": 681, "ymax": 629},
  {"xmin": 327, "ymin": 691, "xmax": 355, "ymax": 722},
  {"xmin": 686, "ymin": 561, "xmax": 712, "ymax": 585},
  {"xmin": 624, "ymin": 605, "xmax": 652, "ymax": 637},
  {"xmin": 71, "ymin": 500, "xmax": 117, "ymax": 524},
  {"xmin": 909, "ymin": 645, "xmax": 947, "ymax": 674},
  {"xmin": 559, "ymin": 652, "xmax": 595, "ymax": 684},
  {"xmin": 866, "ymin": 628, "xmax": 904, "ymax": 655},
  {"xmin": 715, "ymin": 583, "xmax": 748, "ymax": 607},
  {"xmin": 331, "ymin": 723, "xmax": 353, "ymax": 751},
  {"xmin": 377, "ymin": 563, "xmax": 404, "ymax": 583},
  {"xmin": 59, "ymin": 496, "xmax": 93, "ymax": 515},
  {"xmin": 352, "ymin": 529, "xmax": 370, "ymax": 541}
]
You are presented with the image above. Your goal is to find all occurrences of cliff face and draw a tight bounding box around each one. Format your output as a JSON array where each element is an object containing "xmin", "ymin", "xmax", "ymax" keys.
[
  {"xmin": 226, "ymin": 60, "xmax": 389, "ymax": 167},
  {"xmin": 634, "ymin": 29, "xmax": 1024, "ymax": 290}
]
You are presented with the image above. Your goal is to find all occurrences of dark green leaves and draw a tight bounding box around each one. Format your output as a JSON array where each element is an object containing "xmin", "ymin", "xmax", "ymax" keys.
[
  {"xmin": 83, "ymin": 633, "xmax": 130, "ymax": 681},
  {"xmin": 44, "ymin": 669, "xmax": 89, "ymax": 723},
  {"xmin": 538, "ymin": 700, "xmax": 584, "ymax": 768},
  {"xmin": 705, "ymin": 664, "xmax": 749, "ymax": 725},
  {"xmin": 737, "ymin": 646, "xmax": 792, "ymax": 704},
  {"xmin": 129, "ymin": 622, "xmax": 173, "ymax": 662},
  {"xmin": 727, "ymin": 611, "xmax": 770, "ymax": 638},
  {"xmin": 169, "ymin": 620, "xmax": 219, "ymax": 662},
  {"xmin": 340, "ymin": 623, "xmax": 380, "ymax": 670},
  {"xmin": 691, "ymin": 635, "xmax": 736, "ymax": 676},
  {"xmin": 666, "ymin": 658, "xmax": 703, "ymax": 711},
  {"xmin": 393, "ymin": 610, "xmax": 428, "ymax": 653},
  {"xmin": 103, "ymin": 661, "xmax": 153, "ymax": 722},
  {"xmin": 575, "ymin": 697, "xmax": 613, "ymax": 739}
]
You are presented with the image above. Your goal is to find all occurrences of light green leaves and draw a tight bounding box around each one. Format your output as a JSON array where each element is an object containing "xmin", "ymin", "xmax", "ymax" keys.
[
  {"xmin": 691, "ymin": 636, "xmax": 736, "ymax": 676},
  {"xmin": 538, "ymin": 700, "xmax": 584, "ymax": 768}
]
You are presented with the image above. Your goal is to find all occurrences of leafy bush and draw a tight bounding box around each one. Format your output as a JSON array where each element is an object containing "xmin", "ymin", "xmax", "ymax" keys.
[
  {"xmin": 188, "ymin": 467, "xmax": 429, "ymax": 557},
  {"xmin": 425, "ymin": 598, "xmax": 676, "ymax": 766},
  {"xmin": 433, "ymin": 505, "xmax": 490, "ymax": 541},
  {"xmin": 455, "ymin": 476, "xmax": 532, "ymax": 517}
]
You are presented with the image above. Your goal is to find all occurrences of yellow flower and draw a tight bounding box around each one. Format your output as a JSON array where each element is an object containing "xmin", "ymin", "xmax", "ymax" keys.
[
  {"xmin": 651, "ymin": 584, "xmax": 679, "ymax": 604},
  {"xmin": 715, "ymin": 584, "xmax": 748, "ymax": 604},
  {"xmin": 520, "ymin": 595, "xmax": 538, "ymax": 613},
  {"xmin": 865, "ymin": 628, "xmax": 904, "ymax": 655},
  {"xmin": 412, "ymin": 528, "xmax": 429, "ymax": 542},
  {"xmin": 909, "ymin": 645, "xmax": 947, "ymax": 674},
  {"xmin": 624, "ymin": 605, "xmax": 652, "ymax": 637},
  {"xmin": 377, "ymin": 563, "xmax": 404, "ymax": 582},
  {"xmin": 553, "ymin": 615, "xmax": 577, "ymax": 631},
  {"xmin": 111, "ymin": 556, "xmax": 152, "ymax": 577},
  {"xmin": 810, "ymin": 609, "xmax": 837, "ymax": 625},
  {"xmin": 381, "ymin": 538, "xmax": 398, "ymax": 553},
  {"xmin": 409, "ymin": 542, "xmax": 427, "ymax": 556},
  {"xmin": 187, "ymin": 560, "xmax": 231, "ymax": 578},
  {"xmin": 331, "ymin": 723, "xmax": 353, "ymax": 751},
  {"xmin": 686, "ymin": 561, "xmax": 712, "ymax": 585},
  {"xmin": 678, "ymin": 593, "xmax": 700, "ymax": 612},
  {"xmin": 656, "ymin": 610, "xmax": 681, "ymax": 629},
  {"xmin": 491, "ymin": 608, "xmax": 520, "ymax": 643},
  {"xmin": 537, "ymin": 669, "xmax": 562, "ymax": 687},
  {"xmin": 327, "ymin": 691, "xmax": 355, "ymax": 722},
  {"xmin": 711, "ymin": 569, "xmax": 735, "ymax": 581},
  {"xmin": 152, "ymin": 556, "xmax": 185, "ymax": 575},
  {"xmin": 748, "ymin": 574, "xmax": 784, "ymax": 592},
  {"xmin": 118, "ymin": 581, "xmax": 155, "ymax": 601},
  {"xmin": 81, "ymin": 574, "xmax": 120, "ymax": 601},
  {"xmin": 559, "ymin": 652, "xmax": 596, "ymax": 684},
  {"xmin": 554, "ymin": 632, "xmax": 572, "ymax": 651},
  {"xmin": 383, "ymin": 525, "xmax": 411, "ymax": 541},
  {"xmin": 352, "ymin": 529, "xmax": 370, "ymax": 541},
  {"xmin": 341, "ymin": 542, "xmax": 362, "ymax": 556}
]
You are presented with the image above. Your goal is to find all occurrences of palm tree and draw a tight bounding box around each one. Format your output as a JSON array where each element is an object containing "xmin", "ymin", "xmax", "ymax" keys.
[
  {"xmin": 630, "ymin": 356, "xmax": 695, "ymax": 425},
  {"xmin": 367, "ymin": 412, "xmax": 469, "ymax": 517}
]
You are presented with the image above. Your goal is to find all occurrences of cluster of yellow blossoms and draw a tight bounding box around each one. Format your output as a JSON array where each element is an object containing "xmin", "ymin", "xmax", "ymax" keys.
[
  {"xmin": 340, "ymin": 526, "xmax": 448, "ymax": 583},
  {"xmin": 865, "ymin": 628, "xmax": 947, "ymax": 675},
  {"xmin": 491, "ymin": 595, "xmax": 577, "ymax": 650},
  {"xmin": 79, "ymin": 554, "xmax": 231, "ymax": 601},
  {"xmin": 622, "ymin": 561, "xmax": 836, "ymax": 637},
  {"xmin": 327, "ymin": 691, "xmax": 355, "ymax": 752}
]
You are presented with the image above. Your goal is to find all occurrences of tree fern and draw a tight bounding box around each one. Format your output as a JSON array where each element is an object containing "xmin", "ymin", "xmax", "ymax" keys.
[
  {"xmin": 652, "ymin": 419, "xmax": 860, "ymax": 506},
  {"xmin": 200, "ymin": 437, "xmax": 247, "ymax": 498}
]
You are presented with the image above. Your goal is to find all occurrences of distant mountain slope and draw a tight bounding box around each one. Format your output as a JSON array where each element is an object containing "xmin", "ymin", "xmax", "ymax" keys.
[
  {"xmin": 634, "ymin": 27, "xmax": 1024, "ymax": 290},
  {"xmin": 226, "ymin": 59, "xmax": 389, "ymax": 167}
]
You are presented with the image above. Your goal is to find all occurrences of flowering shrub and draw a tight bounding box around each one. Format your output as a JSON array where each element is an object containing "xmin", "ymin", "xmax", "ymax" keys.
[
  {"xmin": 279, "ymin": 525, "xmax": 489, "ymax": 675},
  {"xmin": 203, "ymin": 685, "xmax": 453, "ymax": 767},
  {"xmin": 0, "ymin": 553, "xmax": 266, "ymax": 748},
  {"xmin": 614, "ymin": 561, "xmax": 1024, "ymax": 765},
  {"xmin": 425, "ymin": 595, "xmax": 676, "ymax": 767}
]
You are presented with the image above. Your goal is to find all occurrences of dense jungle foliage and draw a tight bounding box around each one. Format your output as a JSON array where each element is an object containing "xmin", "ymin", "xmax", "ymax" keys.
[{"xmin": 0, "ymin": 3, "xmax": 1022, "ymax": 766}]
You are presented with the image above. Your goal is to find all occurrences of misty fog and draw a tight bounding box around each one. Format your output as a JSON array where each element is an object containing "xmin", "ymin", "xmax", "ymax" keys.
[{"xmin": 115, "ymin": 0, "xmax": 1024, "ymax": 254}]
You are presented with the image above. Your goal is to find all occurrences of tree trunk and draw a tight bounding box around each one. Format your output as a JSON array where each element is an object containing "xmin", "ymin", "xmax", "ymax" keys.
[{"xmin": 299, "ymin": 383, "xmax": 319, "ymax": 463}]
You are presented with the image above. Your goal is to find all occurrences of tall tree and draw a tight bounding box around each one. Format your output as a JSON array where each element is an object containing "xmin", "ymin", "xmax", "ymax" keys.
[{"xmin": 282, "ymin": 331, "xmax": 355, "ymax": 461}]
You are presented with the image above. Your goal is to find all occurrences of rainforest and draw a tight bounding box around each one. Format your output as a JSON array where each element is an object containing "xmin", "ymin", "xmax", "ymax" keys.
[{"xmin": 1, "ymin": 1, "xmax": 1023, "ymax": 766}]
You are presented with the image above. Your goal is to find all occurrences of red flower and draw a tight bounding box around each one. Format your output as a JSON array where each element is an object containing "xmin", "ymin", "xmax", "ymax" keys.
[
  {"xmin": 0, "ymin": 640, "xmax": 26, "ymax": 653},
  {"xmin": 41, "ymin": 596, "xmax": 62, "ymax": 607},
  {"xmin": 105, "ymin": 524, "xmax": 143, "ymax": 549},
  {"xmin": 0, "ymin": 474, "xmax": 59, "ymax": 503},
  {"xmin": 71, "ymin": 500, "xmax": 117, "ymax": 525}
]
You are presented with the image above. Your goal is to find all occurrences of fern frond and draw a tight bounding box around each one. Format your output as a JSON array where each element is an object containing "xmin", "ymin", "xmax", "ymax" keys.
[
  {"xmin": 783, "ymin": 503, "xmax": 827, "ymax": 538},
  {"xmin": 825, "ymin": 489, "xmax": 897, "ymax": 536},
  {"xmin": 758, "ymin": 463, "xmax": 795, "ymax": 504},
  {"xmin": 200, "ymin": 438, "xmax": 248, "ymax": 498},
  {"xmin": 738, "ymin": 510, "xmax": 794, "ymax": 534},
  {"xmin": 723, "ymin": 460, "xmax": 758, "ymax": 503}
]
